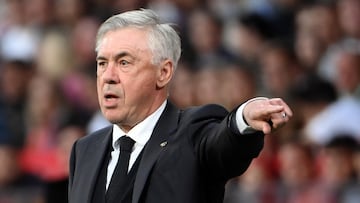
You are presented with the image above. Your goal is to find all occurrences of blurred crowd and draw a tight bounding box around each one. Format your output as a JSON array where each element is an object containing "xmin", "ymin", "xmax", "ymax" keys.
[{"xmin": 0, "ymin": 0, "xmax": 360, "ymax": 202}]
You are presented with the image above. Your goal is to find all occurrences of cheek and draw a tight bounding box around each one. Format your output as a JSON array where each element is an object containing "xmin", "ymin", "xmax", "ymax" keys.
[
  {"xmin": 125, "ymin": 79, "xmax": 152, "ymax": 100},
  {"xmin": 129, "ymin": 70, "xmax": 157, "ymax": 89}
]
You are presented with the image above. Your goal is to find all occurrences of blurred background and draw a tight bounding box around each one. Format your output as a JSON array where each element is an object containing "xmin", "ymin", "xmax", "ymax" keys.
[{"xmin": 0, "ymin": 0, "xmax": 360, "ymax": 202}]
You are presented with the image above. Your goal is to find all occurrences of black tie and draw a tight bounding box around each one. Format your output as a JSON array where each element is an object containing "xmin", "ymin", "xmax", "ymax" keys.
[{"xmin": 106, "ymin": 136, "xmax": 135, "ymax": 202}]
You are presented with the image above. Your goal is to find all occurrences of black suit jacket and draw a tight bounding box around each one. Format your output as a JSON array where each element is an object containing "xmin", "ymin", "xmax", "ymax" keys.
[{"xmin": 68, "ymin": 101, "xmax": 264, "ymax": 203}]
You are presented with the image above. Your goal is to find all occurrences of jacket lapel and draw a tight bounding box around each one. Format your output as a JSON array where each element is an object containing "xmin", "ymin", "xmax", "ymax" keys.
[
  {"xmin": 132, "ymin": 101, "xmax": 180, "ymax": 203},
  {"xmin": 82, "ymin": 127, "xmax": 112, "ymax": 202}
]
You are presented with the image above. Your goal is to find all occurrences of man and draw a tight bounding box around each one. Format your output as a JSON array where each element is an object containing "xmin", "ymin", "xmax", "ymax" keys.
[{"xmin": 68, "ymin": 9, "xmax": 292, "ymax": 203}]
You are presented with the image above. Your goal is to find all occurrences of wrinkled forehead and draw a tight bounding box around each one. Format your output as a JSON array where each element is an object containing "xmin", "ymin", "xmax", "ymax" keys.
[
  {"xmin": 97, "ymin": 27, "xmax": 151, "ymax": 53},
  {"xmin": 96, "ymin": 26, "xmax": 151, "ymax": 52},
  {"xmin": 95, "ymin": 29, "xmax": 155, "ymax": 64}
]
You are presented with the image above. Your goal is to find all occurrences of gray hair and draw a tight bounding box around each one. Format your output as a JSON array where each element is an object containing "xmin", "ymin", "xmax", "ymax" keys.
[{"xmin": 95, "ymin": 9, "xmax": 181, "ymax": 69}]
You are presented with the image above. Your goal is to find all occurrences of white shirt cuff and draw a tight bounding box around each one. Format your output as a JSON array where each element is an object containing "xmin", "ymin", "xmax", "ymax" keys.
[{"xmin": 235, "ymin": 97, "xmax": 268, "ymax": 134}]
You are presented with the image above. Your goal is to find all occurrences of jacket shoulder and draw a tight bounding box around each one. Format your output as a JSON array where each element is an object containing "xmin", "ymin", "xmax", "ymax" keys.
[
  {"xmin": 181, "ymin": 104, "xmax": 229, "ymax": 122},
  {"xmin": 77, "ymin": 125, "xmax": 113, "ymax": 144},
  {"xmin": 175, "ymin": 104, "xmax": 231, "ymax": 138}
]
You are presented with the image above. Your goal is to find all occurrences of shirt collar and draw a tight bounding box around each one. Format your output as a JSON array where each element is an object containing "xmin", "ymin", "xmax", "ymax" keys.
[{"xmin": 112, "ymin": 100, "xmax": 167, "ymax": 150}]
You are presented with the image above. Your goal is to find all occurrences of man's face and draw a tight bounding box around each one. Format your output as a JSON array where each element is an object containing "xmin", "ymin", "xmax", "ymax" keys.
[{"xmin": 96, "ymin": 27, "xmax": 159, "ymax": 131}]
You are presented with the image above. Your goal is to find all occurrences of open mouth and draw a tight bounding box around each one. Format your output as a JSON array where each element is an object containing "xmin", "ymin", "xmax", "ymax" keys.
[{"xmin": 104, "ymin": 93, "xmax": 119, "ymax": 99}]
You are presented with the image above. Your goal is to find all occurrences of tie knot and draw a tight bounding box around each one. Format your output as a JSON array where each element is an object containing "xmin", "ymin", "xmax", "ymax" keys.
[{"xmin": 118, "ymin": 136, "xmax": 135, "ymax": 152}]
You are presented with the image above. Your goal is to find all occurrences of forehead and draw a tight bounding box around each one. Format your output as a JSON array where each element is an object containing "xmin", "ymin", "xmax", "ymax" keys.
[{"xmin": 97, "ymin": 27, "xmax": 150, "ymax": 55}]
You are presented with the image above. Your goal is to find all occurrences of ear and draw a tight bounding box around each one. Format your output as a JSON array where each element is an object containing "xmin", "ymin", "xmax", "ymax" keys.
[{"xmin": 156, "ymin": 59, "xmax": 174, "ymax": 89}]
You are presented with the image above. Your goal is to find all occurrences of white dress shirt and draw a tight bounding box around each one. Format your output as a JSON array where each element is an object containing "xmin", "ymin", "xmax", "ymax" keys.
[
  {"xmin": 106, "ymin": 100, "xmax": 167, "ymax": 189},
  {"xmin": 106, "ymin": 98, "xmax": 261, "ymax": 189}
]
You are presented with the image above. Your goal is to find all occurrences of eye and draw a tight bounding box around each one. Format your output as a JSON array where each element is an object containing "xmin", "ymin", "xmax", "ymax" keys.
[
  {"xmin": 119, "ymin": 60, "xmax": 129, "ymax": 66},
  {"xmin": 97, "ymin": 61, "xmax": 107, "ymax": 67}
]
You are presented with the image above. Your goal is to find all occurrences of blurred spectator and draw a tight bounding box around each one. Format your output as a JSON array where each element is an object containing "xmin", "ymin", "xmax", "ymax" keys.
[
  {"xmin": 224, "ymin": 134, "xmax": 278, "ymax": 203},
  {"xmin": 334, "ymin": 50, "xmax": 360, "ymax": 97},
  {"xmin": 305, "ymin": 95, "xmax": 360, "ymax": 146},
  {"xmin": 60, "ymin": 71, "xmax": 98, "ymax": 127},
  {"xmin": 0, "ymin": 0, "xmax": 25, "ymax": 31},
  {"xmin": 274, "ymin": 140, "xmax": 321, "ymax": 203},
  {"xmin": 19, "ymin": 75, "xmax": 73, "ymax": 181},
  {"xmin": 169, "ymin": 63, "xmax": 195, "ymax": 109},
  {"xmin": 0, "ymin": 144, "xmax": 44, "ymax": 203},
  {"xmin": 343, "ymin": 143, "xmax": 360, "ymax": 203},
  {"xmin": 112, "ymin": 0, "xmax": 147, "ymax": 14},
  {"xmin": 70, "ymin": 16, "xmax": 100, "ymax": 74},
  {"xmin": 54, "ymin": 0, "xmax": 85, "ymax": 29},
  {"xmin": 148, "ymin": 0, "xmax": 183, "ymax": 24},
  {"xmin": 0, "ymin": 0, "xmax": 41, "ymax": 62},
  {"xmin": 0, "ymin": 25, "xmax": 40, "ymax": 63},
  {"xmin": 192, "ymin": 63, "xmax": 255, "ymax": 109},
  {"xmin": 295, "ymin": 29, "xmax": 324, "ymax": 72},
  {"xmin": 259, "ymin": 40, "xmax": 303, "ymax": 98},
  {"xmin": 303, "ymin": 50, "xmax": 360, "ymax": 145},
  {"xmin": 0, "ymin": 60, "xmax": 34, "ymax": 147},
  {"xmin": 45, "ymin": 125, "xmax": 84, "ymax": 203},
  {"xmin": 277, "ymin": 141, "xmax": 315, "ymax": 189},
  {"xmin": 295, "ymin": 2, "xmax": 342, "ymax": 73},
  {"xmin": 87, "ymin": 0, "xmax": 112, "ymax": 21},
  {"xmin": 337, "ymin": 0, "xmax": 360, "ymax": 40},
  {"xmin": 225, "ymin": 13, "xmax": 274, "ymax": 67},
  {"xmin": 206, "ymin": 0, "xmax": 243, "ymax": 21},
  {"xmin": 248, "ymin": 0, "xmax": 304, "ymax": 43},
  {"xmin": 193, "ymin": 67, "xmax": 224, "ymax": 106},
  {"xmin": 319, "ymin": 0, "xmax": 360, "ymax": 83},
  {"xmin": 218, "ymin": 64, "xmax": 256, "ymax": 110},
  {"xmin": 354, "ymin": 145, "xmax": 360, "ymax": 182},
  {"xmin": 23, "ymin": 0, "xmax": 55, "ymax": 28},
  {"xmin": 172, "ymin": 0, "xmax": 200, "ymax": 14},
  {"xmin": 311, "ymin": 3, "xmax": 342, "ymax": 76},
  {"xmin": 186, "ymin": 8, "xmax": 234, "ymax": 69},
  {"xmin": 315, "ymin": 135, "xmax": 360, "ymax": 203},
  {"xmin": 19, "ymin": 74, "xmax": 87, "ymax": 202},
  {"xmin": 312, "ymin": 3, "xmax": 341, "ymax": 49},
  {"xmin": 224, "ymin": 159, "xmax": 276, "ymax": 203},
  {"xmin": 289, "ymin": 74, "xmax": 338, "ymax": 142},
  {"xmin": 36, "ymin": 30, "xmax": 74, "ymax": 80},
  {"xmin": 296, "ymin": 2, "xmax": 341, "ymax": 48},
  {"xmin": 172, "ymin": 62, "xmax": 256, "ymax": 110}
]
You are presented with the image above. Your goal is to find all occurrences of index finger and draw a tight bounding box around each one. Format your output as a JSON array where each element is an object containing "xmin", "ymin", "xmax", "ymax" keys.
[{"xmin": 268, "ymin": 98, "xmax": 293, "ymax": 117}]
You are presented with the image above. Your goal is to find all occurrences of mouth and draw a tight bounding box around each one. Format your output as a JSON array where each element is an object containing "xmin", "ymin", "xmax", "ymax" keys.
[
  {"xmin": 102, "ymin": 92, "xmax": 121, "ymax": 107},
  {"xmin": 104, "ymin": 93, "xmax": 119, "ymax": 99},
  {"xmin": 104, "ymin": 93, "xmax": 119, "ymax": 100}
]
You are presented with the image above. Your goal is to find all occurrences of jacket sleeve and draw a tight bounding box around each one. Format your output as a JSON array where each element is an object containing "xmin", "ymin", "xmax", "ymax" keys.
[{"xmin": 183, "ymin": 104, "xmax": 264, "ymax": 182}]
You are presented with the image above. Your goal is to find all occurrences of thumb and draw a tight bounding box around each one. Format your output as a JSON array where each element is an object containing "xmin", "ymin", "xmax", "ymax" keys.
[
  {"xmin": 262, "ymin": 122, "xmax": 272, "ymax": 135},
  {"xmin": 250, "ymin": 120, "xmax": 272, "ymax": 134}
]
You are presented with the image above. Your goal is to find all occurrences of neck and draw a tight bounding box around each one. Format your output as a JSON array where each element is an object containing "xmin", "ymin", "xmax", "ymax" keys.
[{"xmin": 118, "ymin": 98, "xmax": 167, "ymax": 132}]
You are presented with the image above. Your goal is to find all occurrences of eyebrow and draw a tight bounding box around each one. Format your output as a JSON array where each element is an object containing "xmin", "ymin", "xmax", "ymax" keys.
[{"xmin": 96, "ymin": 51, "xmax": 136, "ymax": 61}]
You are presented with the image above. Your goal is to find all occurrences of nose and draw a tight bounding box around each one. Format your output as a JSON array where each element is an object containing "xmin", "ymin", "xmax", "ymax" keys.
[{"xmin": 102, "ymin": 63, "xmax": 120, "ymax": 84}]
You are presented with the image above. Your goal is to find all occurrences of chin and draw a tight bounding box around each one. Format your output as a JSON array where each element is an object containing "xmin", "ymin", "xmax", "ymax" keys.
[
  {"xmin": 102, "ymin": 111, "xmax": 123, "ymax": 124},
  {"xmin": 105, "ymin": 116, "xmax": 123, "ymax": 124}
]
